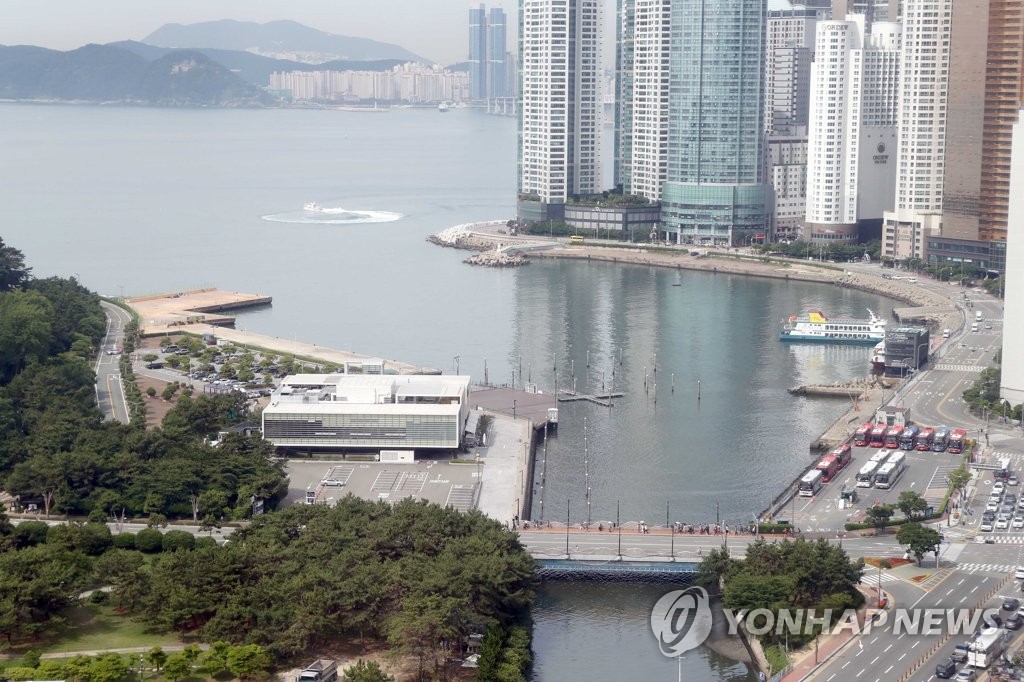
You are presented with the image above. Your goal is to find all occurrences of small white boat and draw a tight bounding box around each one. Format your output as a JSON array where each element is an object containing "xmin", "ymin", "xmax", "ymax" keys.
[
  {"xmin": 438, "ymin": 102, "xmax": 450, "ymax": 112},
  {"xmin": 303, "ymin": 202, "xmax": 323, "ymax": 212}
]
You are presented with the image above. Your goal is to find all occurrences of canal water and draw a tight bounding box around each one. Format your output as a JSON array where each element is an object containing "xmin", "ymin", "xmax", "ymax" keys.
[{"xmin": 0, "ymin": 103, "xmax": 899, "ymax": 680}]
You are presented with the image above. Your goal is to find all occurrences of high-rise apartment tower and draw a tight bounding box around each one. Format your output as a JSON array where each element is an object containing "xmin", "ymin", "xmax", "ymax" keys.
[{"xmin": 517, "ymin": 0, "xmax": 603, "ymax": 222}]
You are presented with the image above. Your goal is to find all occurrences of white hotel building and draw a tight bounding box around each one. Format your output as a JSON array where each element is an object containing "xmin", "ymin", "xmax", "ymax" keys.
[
  {"xmin": 881, "ymin": 0, "xmax": 953, "ymax": 261},
  {"xmin": 1002, "ymin": 110, "xmax": 1024, "ymax": 407},
  {"xmin": 805, "ymin": 14, "xmax": 900, "ymax": 243},
  {"xmin": 262, "ymin": 374, "xmax": 471, "ymax": 451},
  {"xmin": 616, "ymin": 0, "xmax": 671, "ymax": 202},
  {"xmin": 517, "ymin": 0, "xmax": 602, "ymax": 222}
]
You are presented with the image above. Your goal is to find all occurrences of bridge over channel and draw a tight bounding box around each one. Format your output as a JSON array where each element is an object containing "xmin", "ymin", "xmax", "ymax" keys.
[{"xmin": 533, "ymin": 557, "xmax": 698, "ymax": 582}]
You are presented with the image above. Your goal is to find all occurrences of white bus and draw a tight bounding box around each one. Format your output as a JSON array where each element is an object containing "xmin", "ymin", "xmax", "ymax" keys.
[
  {"xmin": 873, "ymin": 452, "xmax": 906, "ymax": 490},
  {"xmin": 856, "ymin": 461, "xmax": 880, "ymax": 488},
  {"xmin": 968, "ymin": 627, "xmax": 1005, "ymax": 668},
  {"xmin": 869, "ymin": 449, "xmax": 891, "ymax": 465},
  {"xmin": 798, "ymin": 469, "xmax": 824, "ymax": 497}
]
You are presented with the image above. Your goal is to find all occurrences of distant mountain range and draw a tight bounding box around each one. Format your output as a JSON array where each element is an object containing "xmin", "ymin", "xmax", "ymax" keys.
[
  {"xmin": 143, "ymin": 19, "xmax": 428, "ymax": 64},
  {"xmin": 0, "ymin": 20, "xmax": 429, "ymax": 107},
  {"xmin": 0, "ymin": 44, "xmax": 272, "ymax": 106}
]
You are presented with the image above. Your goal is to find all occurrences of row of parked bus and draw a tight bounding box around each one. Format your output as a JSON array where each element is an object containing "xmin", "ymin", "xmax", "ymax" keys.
[
  {"xmin": 799, "ymin": 444, "xmax": 853, "ymax": 497},
  {"xmin": 855, "ymin": 450, "xmax": 908, "ymax": 489},
  {"xmin": 852, "ymin": 422, "xmax": 968, "ymax": 454}
]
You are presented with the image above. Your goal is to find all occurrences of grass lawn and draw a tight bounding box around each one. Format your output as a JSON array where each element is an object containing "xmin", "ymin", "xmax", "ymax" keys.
[
  {"xmin": 764, "ymin": 642, "xmax": 790, "ymax": 674},
  {"xmin": 4, "ymin": 604, "xmax": 183, "ymax": 657}
]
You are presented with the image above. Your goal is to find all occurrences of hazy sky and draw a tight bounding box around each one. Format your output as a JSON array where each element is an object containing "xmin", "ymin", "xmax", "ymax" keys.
[
  {"xmin": 1, "ymin": 0, "xmax": 793, "ymax": 67},
  {"xmin": 0, "ymin": 0, "xmax": 517, "ymax": 65}
]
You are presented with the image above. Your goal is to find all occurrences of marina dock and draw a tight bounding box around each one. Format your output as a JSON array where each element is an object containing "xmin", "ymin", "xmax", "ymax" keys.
[{"xmin": 558, "ymin": 389, "xmax": 624, "ymax": 407}]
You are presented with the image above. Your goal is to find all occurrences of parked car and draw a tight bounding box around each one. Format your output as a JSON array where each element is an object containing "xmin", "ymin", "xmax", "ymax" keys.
[
  {"xmin": 1010, "ymin": 475, "xmax": 1020, "ymax": 486},
  {"xmin": 1013, "ymin": 516, "xmax": 1024, "ymax": 530},
  {"xmin": 950, "ymin": 642, "xmax": 970, "ymax": 663},
  {"xmin": 1003, "ymin": 597, "xmax": 1020, "ymax": 612},
  {"xmin": 1016, "ymin": 566, "xmax": 1024, "ymax": 580}
]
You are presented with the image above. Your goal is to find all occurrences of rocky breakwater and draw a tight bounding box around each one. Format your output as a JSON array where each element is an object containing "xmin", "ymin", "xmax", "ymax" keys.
[
  {"xmin": 428, "ymin": 224, "xmax": 497, "ymax": 252},
  {"xmin": 789, "ymin": 375, "xmax": 894, "ymax": 398},
  {"xmin": 464, "ymin": 249, "xmax": 528, "ymax": 267},
  {"xmin": 429, "ymin": 224, "xmax": 529, "ymax": 267}
]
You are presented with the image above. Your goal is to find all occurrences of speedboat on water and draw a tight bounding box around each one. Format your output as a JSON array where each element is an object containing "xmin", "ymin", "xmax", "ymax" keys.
[
  {"xmin": 303, "ymin": 202, "xmax": 323, "ymax": 212},
  {"xmin": 779, "ymin": 308, "xmax": 886, "ymax": 345}
]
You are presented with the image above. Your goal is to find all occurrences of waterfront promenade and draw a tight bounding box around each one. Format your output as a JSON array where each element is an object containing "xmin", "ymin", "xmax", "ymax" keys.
[{"xmin": 127, "ymin": 288, "xmax": 435, "ymax": 375}]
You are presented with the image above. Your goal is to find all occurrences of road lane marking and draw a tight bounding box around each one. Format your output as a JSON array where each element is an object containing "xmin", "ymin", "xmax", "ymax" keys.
[
  {"xmin": 870, "ymin": 636, "xmax": 878, "ymax": 644},
  {"xmin": 971, "ymin": 585, "xmax": 980, "ymax": 592},
  {"xmin": 884, "ymin": 644, "xmax": 893, "ymax": 652},
  {"xmin": 870, "ymin": 656, "xmax": 879, "ymax": 665},
  {"xmin": 912, "ymin": 640, "xmax": 920, "ymax": 648},
  {"xmin": 856, "ymin": 669, "xmax": 865, "ymax": 677},
  {"xmin": 827, "ymin": 674, "xmax": 836, "ymax": 681},
  {"xmin": 842, "ymin": 661, "xmax": 851, "ymax": 669},
  {"xmin": 898, "ymin": 653, "xmax": 906, "ymax": 661},
  {"xmin": 884, "ymin": 666, "xmax": 893, "ymax": 674}
]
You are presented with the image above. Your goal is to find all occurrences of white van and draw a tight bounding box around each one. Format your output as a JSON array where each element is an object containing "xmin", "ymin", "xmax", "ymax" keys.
[
  {"xmin": 971, "ymin": 323, "xmax": 979, "ymax": 332},
  {"xmin": 942, "ymin": 329, "xmax": 951, "ymax": 338},
  {"xmin": 976, "ymin": 310, "xmax": 983, "ymax": 321}
]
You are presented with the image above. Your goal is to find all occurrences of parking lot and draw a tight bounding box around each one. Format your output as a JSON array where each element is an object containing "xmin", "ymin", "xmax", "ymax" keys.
[
  {"xmin": 283, "ymin": 458, "xmax": 482, "ymax": 512},
  {"xmin": 780, "ymin": 441, "xmax": 968, "ymax": 533},
  {"xmin": 967, "ymin": 451, "xmax": 1024, "ymax": 541}
]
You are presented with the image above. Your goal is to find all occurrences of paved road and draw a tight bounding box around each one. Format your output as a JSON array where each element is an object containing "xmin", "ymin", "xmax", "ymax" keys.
[
  {"xmin": 517, "ymin": 528, "xmax": 903, "ymax": 562},
  {"xmin": 97, "ymin": 301, "xmax": 133, "ymax": 423},
  {"xmin": 819, "ymin": 570, "xmax": 1003, "ymax": 682}
]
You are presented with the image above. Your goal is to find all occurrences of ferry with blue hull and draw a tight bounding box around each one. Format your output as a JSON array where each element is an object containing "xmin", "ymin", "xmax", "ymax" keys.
[{"xmin": 779, "ymin": 309, "xmax": 886, "ymax": 345}]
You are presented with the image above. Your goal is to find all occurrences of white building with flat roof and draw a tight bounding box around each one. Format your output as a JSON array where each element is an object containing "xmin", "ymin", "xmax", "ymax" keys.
[
  {"xmin": 262, "ymin": 374, "xmax": 471, "ymax": 451},
  {"xmin": 1001, "ymin": 109, "xmax": 1024, "ymax": 406}
]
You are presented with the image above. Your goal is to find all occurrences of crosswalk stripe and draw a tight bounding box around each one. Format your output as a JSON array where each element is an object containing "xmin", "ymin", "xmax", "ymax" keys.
[
  {"xmin": 956, "ymin": 563, "xmax": 1015, "ymax": 573},
  {"xmin": 934, "ymin": 364, "xmax": 984, "ymax": 372},
  {"xmin": 862, "ymin": 573, "xmax": 901, "ymax": 585}
]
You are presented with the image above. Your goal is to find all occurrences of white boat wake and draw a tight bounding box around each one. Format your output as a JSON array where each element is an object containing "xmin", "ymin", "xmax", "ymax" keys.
[{"xmin": 262, "ymin": 206, "xmax": 403, "ymax": 224}]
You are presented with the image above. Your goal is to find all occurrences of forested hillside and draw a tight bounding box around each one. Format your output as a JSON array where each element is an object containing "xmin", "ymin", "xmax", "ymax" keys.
[{"xmin": 0, "ymin": 237, "xmax": 287, "ymax": 520}]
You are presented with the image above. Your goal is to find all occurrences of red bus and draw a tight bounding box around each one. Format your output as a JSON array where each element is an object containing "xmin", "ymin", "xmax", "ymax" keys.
[
  {"xmin": 884, "ymin": 425, "xmax": 904, "ymax": 449},
  {"xmin": 947, "ymin": 428, "xmax": 968, "ymax": 454},
  {"xmin": 816, "ymin": 454, "xmax": 840, "ymax": 483},
  {"xmin": 915, "ymin": 427, "xmax": 935, "ymax": 451},
  {"xmin": 830, "ymin": 444, "xmax": 852, "ymax": 471},
  {"xmin": 853, "ymin": 422, "xmax": 873, "ymax": 447},
  {"xmin": 869, "ymin": 423, "xmax": 888, "ymax": 448}
]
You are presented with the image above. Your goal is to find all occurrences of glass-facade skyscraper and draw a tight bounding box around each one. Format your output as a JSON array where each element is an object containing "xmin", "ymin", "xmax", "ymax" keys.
[
  {"xmin": 661, "ymin": 0, "xmax": 771, "ymax": 245},
  {"xmin": 469, "ymin": 5, "xmax": 487, "ymax": 100},
  {"xmin": 469, "ymin": 4, "xmax": 511, "ymax": 101}
]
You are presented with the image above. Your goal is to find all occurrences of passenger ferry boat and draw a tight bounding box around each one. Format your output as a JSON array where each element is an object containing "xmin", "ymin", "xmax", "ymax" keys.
[
  {"xmin": 303, "ymin": 202, "xmax": 324, "ymax": 212},
  {"xmin": 779, "ymin": 309, "xmax": 886, "ymax": 345}
]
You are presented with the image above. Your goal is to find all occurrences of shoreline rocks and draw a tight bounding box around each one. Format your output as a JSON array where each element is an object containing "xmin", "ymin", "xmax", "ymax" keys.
[{"xmin": 464, "ymin": 250, "xmax": 529, "ymax": 267}]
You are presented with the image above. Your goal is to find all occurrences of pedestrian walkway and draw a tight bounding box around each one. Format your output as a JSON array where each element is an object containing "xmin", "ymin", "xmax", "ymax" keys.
[
  {"xmin": 779, "ymin": 589, "xmax": 887, "ymax": 682},
  {"xmin": 933, "ymin": 363, "xmax": 984, "ymax": 373},
  {"xmin": 861, "ymin": 571, "xmax": 902, "ymax": 587},
  {"xmin": 956, "ymin": 562, "xmax": 1016, "ymax": 574},
  {"xmin": 918, "ymin": 566, "xmax": 956, "ymax": 591}
]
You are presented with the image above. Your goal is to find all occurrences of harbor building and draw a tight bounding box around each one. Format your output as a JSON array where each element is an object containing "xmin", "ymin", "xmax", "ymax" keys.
[
  {"xmin": 517, "ymin": 0, "xmax": 603, "ymax": 224},
  {"xmin": 804, "ymin": 14, "xmax": 900, "ymax": 244},
  {"xmin": 262, "ymin": 374, "xmax": 471, "ymax": 452},
  {"xmin": 660, "ymin": 0, "xmax": 771, "ymax": 245},
  {"xmin": 1001, "ymin": 109, "xmax": 1024, "ymax": 406}
]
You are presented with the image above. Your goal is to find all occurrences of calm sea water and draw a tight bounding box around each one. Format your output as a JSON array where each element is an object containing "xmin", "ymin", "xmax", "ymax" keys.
[{"xmin": 0, "ymin": 103, "xmax": 899, "ymax": 681}]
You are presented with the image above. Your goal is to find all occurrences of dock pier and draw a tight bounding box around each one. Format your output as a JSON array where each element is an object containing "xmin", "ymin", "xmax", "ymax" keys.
[{"xmin": 557, "ymin": 390, "xmax": 624, "ymax": 407}]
